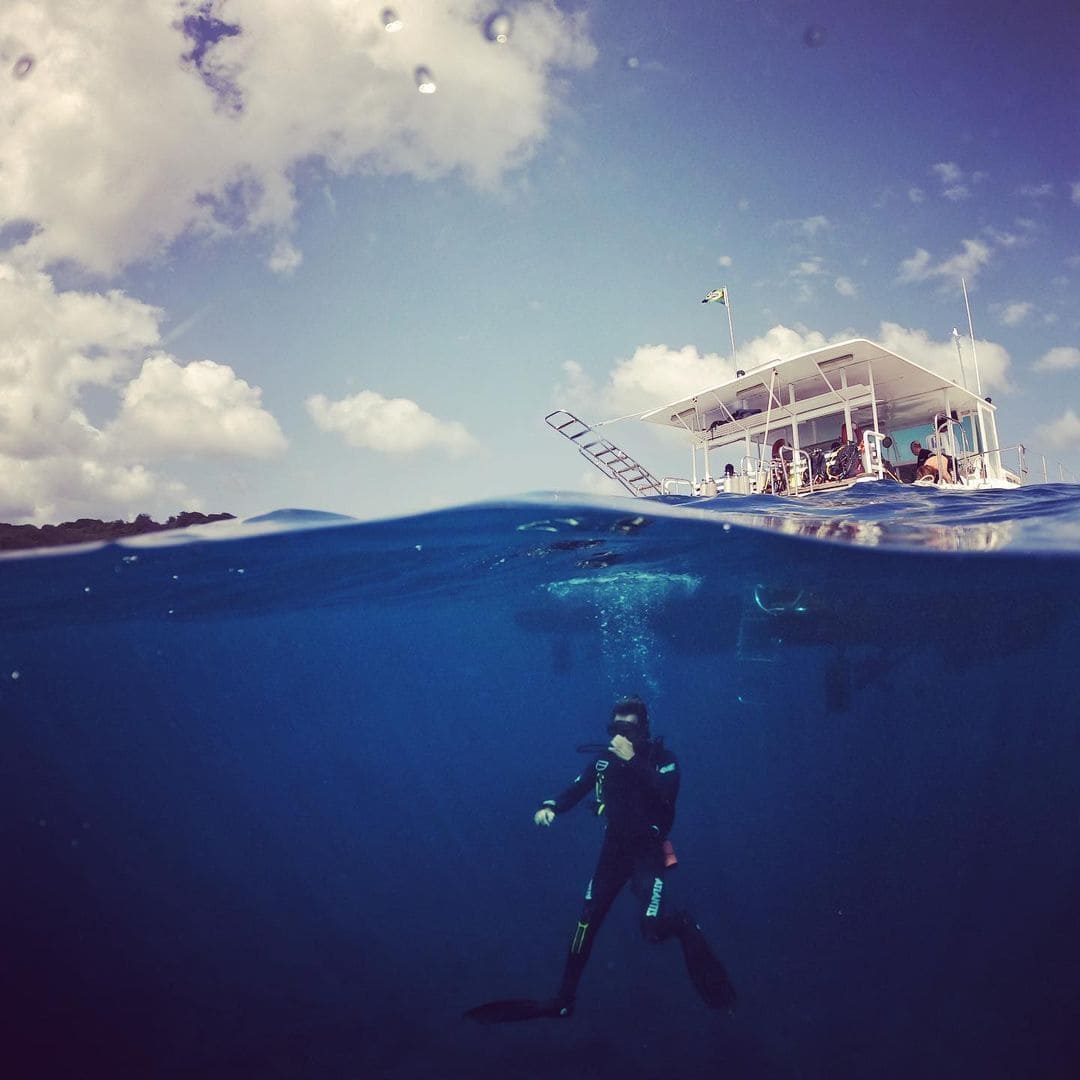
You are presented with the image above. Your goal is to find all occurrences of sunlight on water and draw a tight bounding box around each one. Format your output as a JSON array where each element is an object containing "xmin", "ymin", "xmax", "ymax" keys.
[{"xmin": 544, "ymin": 569, "xmax": 702, "ymax": 695}]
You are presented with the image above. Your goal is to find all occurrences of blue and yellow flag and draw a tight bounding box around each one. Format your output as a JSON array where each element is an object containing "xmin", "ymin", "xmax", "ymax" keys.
[{"xmin": 702, "ymin": 288, "xmax": 727, "ymax": 305}]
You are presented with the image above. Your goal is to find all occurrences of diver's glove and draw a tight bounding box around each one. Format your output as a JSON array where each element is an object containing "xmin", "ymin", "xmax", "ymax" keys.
[{"xmin": 534, "ymin": 806, "xmax": 556, "ymax": 827}]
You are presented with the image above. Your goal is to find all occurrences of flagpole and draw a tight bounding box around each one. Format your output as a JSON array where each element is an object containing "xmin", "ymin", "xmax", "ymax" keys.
[
  {"xmin": 724, "ymin": 288, "xmax": 737, "ymax": 371},
  {"xmin": 702, "ymin": 286, "xmax": 738, "ymax": 369}
]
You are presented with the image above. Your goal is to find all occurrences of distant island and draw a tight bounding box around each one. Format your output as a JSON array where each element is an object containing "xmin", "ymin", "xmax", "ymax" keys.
[{"xmin": 0, "ymin": 512, "xmax": 236, "ymax": 551}]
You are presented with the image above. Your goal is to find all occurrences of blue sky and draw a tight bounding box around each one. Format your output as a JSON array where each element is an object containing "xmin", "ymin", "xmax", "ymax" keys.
[{"xmin": 1, "ymin": 0, "xmax": 1077, "ymax": 523}]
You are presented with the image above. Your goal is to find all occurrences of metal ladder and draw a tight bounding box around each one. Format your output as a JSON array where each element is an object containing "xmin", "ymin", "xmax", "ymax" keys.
[{"xmin": 545, "ymin": 411, "xmax": 663, "ymax": 497}]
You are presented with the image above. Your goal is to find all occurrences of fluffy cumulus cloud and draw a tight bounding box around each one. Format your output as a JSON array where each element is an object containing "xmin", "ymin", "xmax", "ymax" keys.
[
  {"xmin": 307, "ymin": 390, "xmax": 477, "ymax": 456},
  {"xmin": 876, "ymin": 323, "xmax": 1011, "ymax": 391},
  {"xmin": 559, "ymin": 344, "xmax": 736, "ymax": 418},
  {"xmin": 1, "ymin": 0, "xmax": 597, "ymax": 276},
  {"xmin": 1034, "ymin": 347, "xmax": 1080, "ymax": 371},
  {"xmin": 559, "ymin": 327, "xmax": 854, "ymax": 418},
  {"xmin": 1037, "ymin": 409, "xmax": 1080, "ymax": 449},
  {"xmin": 0, "ymin": 262, "xmax": 284, "ymax": 522},
  {"xmin": 108, "ymin": 356, "xmax": 287, "ymax": 459}
]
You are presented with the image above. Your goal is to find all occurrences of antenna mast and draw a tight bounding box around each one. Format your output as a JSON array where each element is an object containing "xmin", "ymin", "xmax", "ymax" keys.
[
  {"xmin": 951, "ymin": 327, "xmax": 968, "ymax": 388},
  {"xmin": 961, "ymin": 277, "xmax": 983, "ymax": 396}
]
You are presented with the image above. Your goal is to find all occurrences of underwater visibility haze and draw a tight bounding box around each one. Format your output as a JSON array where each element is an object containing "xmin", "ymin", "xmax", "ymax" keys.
[{"xmin": 4, "ymin": 486, "xmax": 1080, "ymax": 1079}]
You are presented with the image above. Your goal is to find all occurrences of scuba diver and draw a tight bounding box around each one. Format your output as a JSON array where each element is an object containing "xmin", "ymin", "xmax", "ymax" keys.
[{"xmin": 466, "ymin": 697, "xmax": 736, "ymax": 1024}]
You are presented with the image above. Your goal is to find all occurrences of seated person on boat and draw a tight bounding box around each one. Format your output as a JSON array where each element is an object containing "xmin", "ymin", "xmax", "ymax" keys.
[{"xmin": 910, "ymin": 440, "xmax": 955, "ymax": 484}]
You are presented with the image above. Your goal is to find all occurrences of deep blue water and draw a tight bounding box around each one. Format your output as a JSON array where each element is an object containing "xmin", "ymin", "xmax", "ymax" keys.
[{"xmin": 3, "ymin": 486, "xmax": 1080, "ymax": 1079}]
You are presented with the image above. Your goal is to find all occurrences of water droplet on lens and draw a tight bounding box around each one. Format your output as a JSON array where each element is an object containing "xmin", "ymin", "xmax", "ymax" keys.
[
  {"xmin": 625, "ymin": 56, "xmax": 640, "ymax": 69},
  {"xmin": 382, "ymin": 8, "xmax": 403, "ymax": 33},
  {"xmin": 484, "ymin": 11, "xmax": 512, "ymax": 44},
  {"xmin": 803, "ymin": 25, "xmax": 826, "ymax": 48},
  {"xmin": 13, "ymin": 54, "xmax": 33, "ymax": 79},
  {"xmin": 415, "ymin": 66, "xmax": 437, "ymax": 94}
]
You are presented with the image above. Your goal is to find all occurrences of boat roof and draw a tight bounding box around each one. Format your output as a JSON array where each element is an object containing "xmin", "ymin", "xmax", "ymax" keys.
[{"xmin": 638, "ymin": 337, "xmax": 994, "ymax": 441}]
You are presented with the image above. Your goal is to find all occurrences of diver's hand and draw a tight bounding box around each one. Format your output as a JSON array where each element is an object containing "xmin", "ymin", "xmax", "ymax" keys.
[
  {"xmin": 534, "ymin": 808, "xmax": 555, "ymax": 827},
  {"xmin": 608, "ymin": 734, "xmax": 635, "ymax": 762}
]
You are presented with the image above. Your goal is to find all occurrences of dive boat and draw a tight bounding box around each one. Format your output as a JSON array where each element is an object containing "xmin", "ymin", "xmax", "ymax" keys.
[{"xmin": 546, "ymin": 337, "xmax": 1024, "ymax": 499}]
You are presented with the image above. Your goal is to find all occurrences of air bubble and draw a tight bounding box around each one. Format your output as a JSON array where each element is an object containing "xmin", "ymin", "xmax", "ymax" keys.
[
  {"xmin": 484, "ymin": 12, "xmax": 512, "ymax": 44},
  {"xmin": 10, "ymin": 671, "xmax": 19, "ymax": 680},
  {"xmin": 414, "ymin": 66, "xmax": 437, "ymax": 94},
  {"xmin": 121, "ymin": 554, "xmax": 138, "ymax": 564},
  {"xmin": 83, "ymin": 586, "xmax": 91, "ymax": 594},
  {"xmin": 803, "ymin": 25, "xmax": 826, "ymax": 48},
  {"xmin": 624, "ymin": 56, "xmax": 640, "ymax": 69},
  {"xmin": 382, "ymin": 9, "xmax": 403, "ymax": 33},
  {"xmin": 13, "ymin": 54, "xmax": 34, "ymax": 79}
]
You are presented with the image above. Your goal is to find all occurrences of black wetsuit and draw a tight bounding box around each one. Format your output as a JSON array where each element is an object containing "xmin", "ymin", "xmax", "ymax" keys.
[{"xmin": 539, "ymin": 740, "xmax": 704, "ymax": 1009}]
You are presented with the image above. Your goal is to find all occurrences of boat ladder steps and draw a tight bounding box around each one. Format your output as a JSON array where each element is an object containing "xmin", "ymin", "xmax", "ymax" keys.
[{"xmin": 545, "ymin": 410, "xmax": 663, "ymax": 497}]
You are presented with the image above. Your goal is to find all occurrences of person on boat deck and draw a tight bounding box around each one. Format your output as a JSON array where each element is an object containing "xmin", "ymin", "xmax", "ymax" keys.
[
  {"xmin": 910, "ymin": 440, "xmax": 955, "ymax": 483},
  {"xmin": 530, "ymin": 698, "xmax": 736, "ymax": 1019},
  {"xmin": 769, "ymin": 438, "xmax": 789, "ymax": 492}
]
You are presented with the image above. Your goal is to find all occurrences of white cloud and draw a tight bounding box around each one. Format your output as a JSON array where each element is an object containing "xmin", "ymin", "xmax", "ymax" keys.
[
  {"xmin": 108, "ymin": 356, "xmax": 287, "ymax": 458},
  {"xmin": 1037, "ymin": 409, "xmax": 1080, "ymax": 449},
  {"xmin": 0, "ymin": 453, "xmax": 186, "ymax": 528},
  {"xmin": 0, "ymin": 264, "xmax": 160, "ymax": 459},
  {"xmin": 559, "ymin": 344, "xmax": 736, "ymax": 418},
  {"xmin": 908, "ymin": 187, "xmax": 925, "ymax": 203},
  {"xmin": 942, "ymin": 185, "xmax": 970, "ymax": 201},
  {"xmin": 834, "ymin": 276, "xmax": 857, "ymax": 297},
  {"xmin": 897, "ymin": 248, "xmax": 932, "ymax": 282},
  {"xmin": 1034, "ymin": 347, "xmax": 1080, "ymax": 372},
  {"xmin": 267, "ymin": 239, "xmax": 303, "ymax": 275},
  {"xmin": 1019, "ymin": 182, "xmax": 1054, "ymax": 199},
  {"xmin": 795, "ymin": 258, "xmax": 825, "ymax": 276},
  {"xmin": 896, "ymin": 238, "xmax": 992, "ymax": 286},
  {"xmin": 307, "ymin": 389, "xmax": 477, "ymax": 455},
  {"xmin": 0, "ymin": 261, "xmax": 283, "ymax": 522},
  {"xmin": 717, "ymin": 254, "xmax": 733, "ymax": 267},
  {"xmin": 999, "ymin": 301, "xmax": 1034, "ymax": 326},
  {"xmin": 796, "ymin": 215, "xmax": 829, "ymax": 236},
  {"xmin": 1072, "ymin": 182, "xmax": 1080, "ymax": 205},
  {"xmin": 1, "ymin": 0, "xmax": 597, "ymax": 276},
  {"xmin": 931, "ymin": 162, "xmax": 963, "ymax": 184},
  {"xmin": 876, "ymin": 322, "xmax": 1011, "ymax": 391},
  {"xmin": 562, "ymin": 328, "xmax": 850, "ymax": 419}
]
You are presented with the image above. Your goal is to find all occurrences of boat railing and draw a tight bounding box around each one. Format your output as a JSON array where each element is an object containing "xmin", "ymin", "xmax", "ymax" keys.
[
  {"xmin": 951, "ymin": 443, "xmax": 1026, "ymax": 485},
  {"xmin": 742, "ymin": 455, "xmax": 772, "ymax": 495},
  {"xmin": 862, "ymin": 430, "xmax": 888, "ymax": 479},
  {"xmin": 662, "ymin": 477, "xmax": 694, "ymax": 496},
  {"xmin": 779, "ymin": 446, "xmax": 814, "ymax": 494}
]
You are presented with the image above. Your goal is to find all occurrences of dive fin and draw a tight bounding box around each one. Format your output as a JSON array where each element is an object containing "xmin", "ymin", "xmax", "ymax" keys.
[
  {"xmin": 464, "ymin": 998, "xmax": 571, "ymax": 1024},
  {"xmin": 680, "ymin": 924, "xmax": 737, "ymax": 1010}
]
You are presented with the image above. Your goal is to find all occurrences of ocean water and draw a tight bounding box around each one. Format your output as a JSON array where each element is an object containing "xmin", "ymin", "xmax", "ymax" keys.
[{"xmin": 3, "ymin": 486, "xmax": 1080, "ymax": 1080}]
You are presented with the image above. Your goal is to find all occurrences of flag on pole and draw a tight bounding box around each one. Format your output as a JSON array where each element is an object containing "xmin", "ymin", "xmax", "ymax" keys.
[{"xmin": 702, "ymin": 288, "xmax": 727, "ymax": 305}]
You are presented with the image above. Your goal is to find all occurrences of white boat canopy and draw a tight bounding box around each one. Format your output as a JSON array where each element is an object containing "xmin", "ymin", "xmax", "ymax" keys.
[{"xmin": 638, "ymin": 338, "xmax": 994, "ymax": 444}]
